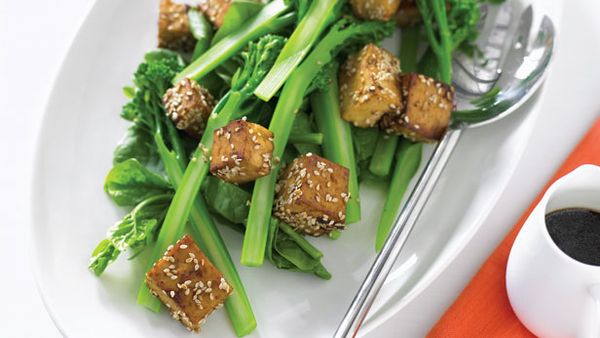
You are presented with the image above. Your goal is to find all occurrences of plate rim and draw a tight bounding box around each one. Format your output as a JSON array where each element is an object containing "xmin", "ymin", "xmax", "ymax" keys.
[{"xmin": 30, "ymin": 0, "xmax": 104, "ymax": 336}]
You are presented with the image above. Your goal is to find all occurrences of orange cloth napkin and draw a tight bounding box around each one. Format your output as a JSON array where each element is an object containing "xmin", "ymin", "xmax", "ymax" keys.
[{"xmin": 428, "ymin": 116, "xmax": 600, "ymax": 338}]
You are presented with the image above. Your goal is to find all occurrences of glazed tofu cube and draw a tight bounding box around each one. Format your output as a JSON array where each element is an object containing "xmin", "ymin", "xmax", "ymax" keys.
[
  {"xmin": 164, "ymin": 78, "xmax": 216, "ymax": 139},
  {"xmin": 274, "ymin": 154, "xmax": 349, "ymax": 236},
  {"xmin": 350, "ymin": 0, "xmax": 401, "ymax": 21},
  {"xmin": 146, "ymin": 235, "xmax": 233, "ymax": 332},
  {"xmin": 158, "ymin": 0, "xmax": 196, "ymax": 52},
  {"xmin": 199, "ymin": 0, "xmax": 232, "ymax": 28},
  {"xmin": 380, "ymin": 73, "xmax": 455, "ymax": 142},
  {"xmin": 210, "ymin": 119, "xmax": 274, "ymax": 184},
  {"xmin": 396, "ymin": 0, "xmax": 423, "ymax": 27},
  {"xmin": 339, "ymin": 44, "xmax": 403, "ymax": 128}
]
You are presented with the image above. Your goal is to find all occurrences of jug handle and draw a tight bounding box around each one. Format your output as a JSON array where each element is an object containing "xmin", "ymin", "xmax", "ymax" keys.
[{"xmin": 578, "ymin": 284, "xmax": 600, "ymax": 338}]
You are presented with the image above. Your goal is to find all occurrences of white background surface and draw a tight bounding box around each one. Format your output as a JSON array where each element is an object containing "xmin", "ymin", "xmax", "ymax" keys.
[{"xmin": 1, "ymin": 1, "xmax": 599, "ymax": 337}]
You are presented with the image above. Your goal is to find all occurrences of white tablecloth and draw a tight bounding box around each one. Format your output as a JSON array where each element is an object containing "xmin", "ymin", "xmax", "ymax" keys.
[{"xmin": 2, "ymin": 0, "xmax": 599, "ymax": 336}]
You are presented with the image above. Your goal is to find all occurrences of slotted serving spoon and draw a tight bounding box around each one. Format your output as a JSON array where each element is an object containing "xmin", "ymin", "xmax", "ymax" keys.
[{"xmin": 335, "ymin": 4, "xmax": 556, "ymax": 337}]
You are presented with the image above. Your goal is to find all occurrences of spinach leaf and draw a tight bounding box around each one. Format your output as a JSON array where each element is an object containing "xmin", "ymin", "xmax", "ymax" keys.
[
  {"xmin": 201, "ymin": 176, "xmax": 251, "ymax": 224},
  {"xmin": 104, "ymin": 159, "xmax": 172, "ymax": 207},
  {"xmin": 89, "ymin": 193, "xmax": 171, "ymax": 276},
  {"xmin": 241, "ymin": 99, "xmax": 274, "ymax": 127},
  {"xmin": 113, "ymin": 124, "xmax": 159, "ymax": 166},
  {"xmin": 352, "ymin": 126, "xmax": 380, "ymax": 162},
  {"xmin": 268, "ymin": 218, "xmax": 332, "ymax": 279}
]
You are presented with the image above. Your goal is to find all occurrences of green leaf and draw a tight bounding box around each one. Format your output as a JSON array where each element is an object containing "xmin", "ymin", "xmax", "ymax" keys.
[
  {"xmin": 268, "ymin": 218, "xmax": 332, "ymax": 279},
  {"xmin": 89, "ymin": 194, "xmax": 171, "ymax": 276},
  {"xmin": 290, "ymin": 110, "xmax": 321, "ymax": 155},
  {"xmin": 123, "ymin": 86, "xmax": 136, "ymax": 99},
  {"xmin": 113, "ymin": 124, "xmax": 159, "ymax": 166},
  {"xmin": 189, "ymin": 8, "xmax": 214, "ymax": 61},
  {"xmin": 201, "ymin": 176, "xmax": 251, "ymax": 224},
  {"xmin": 104, "ymin": 159, "xmax": 172, "ymax": 207},
  {"xmin": 212, "ymin": 0, "xmax": 265, "ymax": 44},
  {"xmin": 144, "ymin": 49, "xmax": 186, "ymax": 68},
  {"xmin": 352, "ymin": 126, "xmax": 380, "ymax": 162}
]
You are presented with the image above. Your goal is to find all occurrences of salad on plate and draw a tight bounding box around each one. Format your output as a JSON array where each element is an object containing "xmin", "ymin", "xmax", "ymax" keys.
[{"xmin": 88, "ymin": 0, "xmax": 501, "ymax": 335}]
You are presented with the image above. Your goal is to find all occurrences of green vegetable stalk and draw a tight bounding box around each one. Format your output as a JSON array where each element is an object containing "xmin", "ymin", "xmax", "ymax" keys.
[
  {"xmin": 212, "ymin": 0, "xmax": 265, "ymax": 44},
  {"xmin": 368, "ymin": 26, "xmax": 421, "ymax": 177},
  {"xmin": 368, "ymin": 135, "xmax": 399, "ymax": 177},
  {"xmin": 417, "ymin": 0, "xmax": 452, "ymax": 83},
  {"xmin": 173, "ymin": 0, "xmax": 292, "ymax": 84},
  {"xmin": 242, "ymin": 17, "xmax": 394, "ymax": 266},
  {"xmin": 188, "ymin": 8, "xmax": 214, "ymax": 61},
  {"xmin": 253, "ymin": 0, "xmax": 342, "ymax": 101},
  {"xmin": 154, "ymin": 136, "xmax": 256, "ymax": 336},
  {"xmin": 375, "ymin": 140, "xmax": 422, "ymax": 251},
  {"xmin": 159, "ymin": 35, "xmax": 287, "ymax": 269},
  {"xmin": 289, "ymin": 132, "xmax": 323, "ymax": 145},
  {"xmin": 311, "ymin": 65, "xmax": 361, "ymax": 224},
  {"xmin": 416, "ymin": 0, "xmax": 482, "ymax": 84}
]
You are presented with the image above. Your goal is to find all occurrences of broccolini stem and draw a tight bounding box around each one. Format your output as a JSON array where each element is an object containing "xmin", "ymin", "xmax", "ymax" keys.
[
  {"xmin": 173, "ymin": 0, "xmax": 291, "ymax": 84},
  {"xmin": 151, "ymin": 92, "xmax": 243, "ymax": 276},
  {"xmin": 278, "ymin": 221, "xmax": 323, "ymax": 260},
  {"xmin": 163, "ymin": 112, "xmax": 188, "ymax": 163},
  {"xmin": 375, "ymin": 140, "xmax": 422, "ymax": 252},
  {"xmin": 288, "ymin": 132, "xmax": 323, "ymax": 145},
  {"xmin": 417, "ymin": 0, "xmax": 453, "ymax": 83},
  {"xmin": 186, "ymin": 190, "xmax": 257, "ymax": 337},
  {"xmin": 372, "ymin": 24, "xmax": 424, "ymax": 250},
  {"xmin": 311, "ymin": 69, "xmax": 361, "ymax": 224},
  {"xmin": 137, "ymin": 125, "xmax": 256, "ymax": 336},
  {"xmin": 369, "ymin": 135, "xmax": 399, "ymax": 177},
  {"xmin": 242, "ymin": 78, "xmax": 305, "ymax": 266},
  {"xmin": 368, "ymin": 25, "xmax": 421, "ymax": 177},
  {"xmin": 253, "ymin": 0, "xmax": 341, "ymax": 101},
  {"xmin": 432, "ymin": 0, "xmax": 453, "ymax": 83}
]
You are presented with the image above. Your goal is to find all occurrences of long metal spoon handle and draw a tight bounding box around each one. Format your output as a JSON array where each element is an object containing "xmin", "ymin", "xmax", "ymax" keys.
[{"xmin": 334, "ymin": 128, "xmax": 464, "ymax": 338}]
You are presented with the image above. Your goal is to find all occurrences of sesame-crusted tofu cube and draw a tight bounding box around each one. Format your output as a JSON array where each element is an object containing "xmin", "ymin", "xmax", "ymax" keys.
[
  {"xmin": 339, "ymin": 44, "xmax": 403, "ymax": 128},
  {"xmin": 158, "ymin": 0, "xmax": 196, "ymax": 52},
  {"xmin": 380, "ymin": 73, "xmax": 455, "ymax": 142},
  {"xmin": 350, "ymin": 0, "xmax": 401, "ymax": 21},
  {"xmin": 396, "ymin": 0, "xmax": 423, "ymax": 27},
  {"xmin": 199, "ymin": 0, "xmax": 232, "ymax": 28},
  {"xmin": 274, "ymin": 154, "xmax": 349, "ymax": 237},
  {"xmin": 164, "ymin": 78, "xmax": 216, "ymax": 139},
  {"xmin": 146, "ymin": 235, "xmax": 233, "ymax": 333},
  {"xmin": 210, "ymin": 119, "xmax": 274, "ymax": 184}
]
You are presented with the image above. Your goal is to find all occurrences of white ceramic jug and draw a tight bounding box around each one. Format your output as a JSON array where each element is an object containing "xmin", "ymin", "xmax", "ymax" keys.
[{"xmin": 507, "ymin": 165, "xmax": 600, "ymax": 338}]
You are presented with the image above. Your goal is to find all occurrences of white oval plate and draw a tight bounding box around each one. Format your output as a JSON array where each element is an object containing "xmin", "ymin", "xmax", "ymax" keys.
[{"xmin": 32, "ymin": 1, "xmax": 562, "ymax": 337}]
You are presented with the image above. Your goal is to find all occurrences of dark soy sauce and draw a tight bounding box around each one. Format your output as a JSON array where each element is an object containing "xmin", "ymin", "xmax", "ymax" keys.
[{"xmin": 546, "ymin": 208, "xmax": 600, "ymax": 266}]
